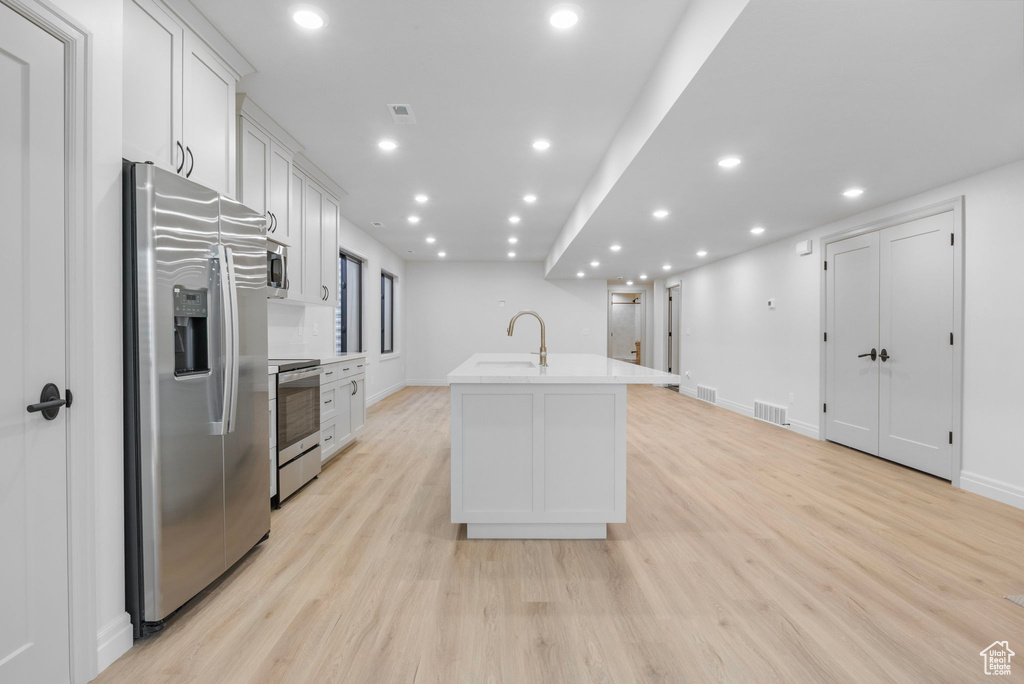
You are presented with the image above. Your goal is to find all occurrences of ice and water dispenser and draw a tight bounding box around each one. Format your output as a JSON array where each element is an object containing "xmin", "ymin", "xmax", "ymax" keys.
[{"xmin": 172, "ymin": 287, "xmax": 209, "ymax": 377}]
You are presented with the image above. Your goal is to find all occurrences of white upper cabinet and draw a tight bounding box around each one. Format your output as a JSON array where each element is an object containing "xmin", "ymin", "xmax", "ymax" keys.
[
  {"xmin": 123, "ymin": 0, "xmax": 182, "ymax": 172},
  {"xmin": 321, "ymin": 195, "xmax": 340, "ymax": 308},
  {"xmin": 182, "ymin": 34, "xmax": 236, "ymax": 196},
  {"xmin": 268, "ymin": 143, "xmax": 293, "ymax": 245},
  {"xmin": 123, "ymin": 0, "xmax": 237, "ymax": 197},
  {"xmin": 302, "ymin": 180, "xmax": 325, "ymax": 303},
  {"xmin": 238, "ymin": 116, "xmax": 268, "ymax": 216},
  {"xmin": 288, "ymin": 168, "xmax": 307, "ymax": 299}
]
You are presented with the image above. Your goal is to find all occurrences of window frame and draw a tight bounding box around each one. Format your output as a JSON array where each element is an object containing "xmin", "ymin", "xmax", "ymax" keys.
[
  {"xmin": 336, "ymin": 249, "xmax": 365, "ymax": 355},
  {"xmin": 380, "ymin": 271, "xmax": 395, "ymax": 355}
]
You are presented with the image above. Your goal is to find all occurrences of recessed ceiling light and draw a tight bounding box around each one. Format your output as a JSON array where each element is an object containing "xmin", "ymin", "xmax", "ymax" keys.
[
  {"xmin": 590, "ymin": 260, "xmax": 599, "ymax": 267},
  {"xmin": 652, "ymin": 209, "xmax": 669, "ymax": 219},
  {"xmin": 508, "ymin": 251, "xmax": 517, "ymax": 258},
  {"xmin": 508, "ymin": 237, "xmax": 518, "ymax": 244},
  {"xmin": 407, "ymin": 215, "xmax": 420, "ymax": 224},
  {"xmin": 425, "ymin": 236, "xmax": 436, "ymax": 244},
  {"xmin": 509, "ymin": 215, "xmax": 521, "ymax": 224},
  {"xmin": 532, "ymin": 139, "xmax": 551, "ymax": 151},
  {"xmin": 523, "ymin": 194, "xmax": 538, "ymax": 203},
  {"xmin": 378, "ymin": 139, "xmax": 397, "ymax": 151},
  {"xmin": 639, "ymin": 274, "xmax": 648, "ymax": 280},
  {"xmin": 437, "ymin": 251, "xmax": 446, "ymax": 258},
  {"xmin": 577, "ymin": 271, "xmax": 585, "ymax": 278},
  {"xmin": 610, "ymin": 244, "xmax": 622, "ymax": 252},
  {"xmin": 291, "ymin": 5, "xmax": 328, "ymax": 29},
  {"xmin": 843, "ymin": 187, "xmax": 864, "ymax": 198},
  {"xmin": 750, "ymin": 226, "xmax": 765, "ymax": 235},
  {"xmin": 662, "ymin": 264, "xmax": 671, "ymax": 270},
  {"xmin": 414, "ymin": 194, "xmax": 429, "ymax": 203},
  {"xmin": 717, "ymin": 156, "xmax": 742, "ymax": 168},
  {"xmin": 696, "ymin": 250, "xmax": 708, "ymax": 257},
  {"xmin": 549, "ymin": 6, "xmax": 579, "ymax": 30},
  {"xmin": 626, "ymin": 280, "xmax": 634, "ymax": 286}
]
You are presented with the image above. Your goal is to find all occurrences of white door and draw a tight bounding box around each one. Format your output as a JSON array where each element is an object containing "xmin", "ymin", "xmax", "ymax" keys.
[
  {"xmin": 183, "ymin": 33, "xmax": 235, "ymax": 196},
  {"xmin": 878, "ymin": 213, "xmax": 954, "ymax": 478},
  {"xmin": 0, "ymin": 5, "xmax": 72, "ymax": 682},
  {"xmin": 825, "ymin": 232, "xmax": 880, "ymax": 455}
]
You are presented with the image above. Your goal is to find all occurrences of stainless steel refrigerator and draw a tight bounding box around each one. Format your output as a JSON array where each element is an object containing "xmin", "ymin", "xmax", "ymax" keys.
[{"xmin": 122, "ymin": 161, "xmax": 270, "ymax": 638}]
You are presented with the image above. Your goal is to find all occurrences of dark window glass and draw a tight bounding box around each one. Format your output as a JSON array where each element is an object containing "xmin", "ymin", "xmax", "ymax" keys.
[
  {"xmin": 381, "ymin": 272, "xmax": 394, "ymax": 354},
  {"xmin": 336, "ymin": 253, "xmax": 362, "ymax": 354}
]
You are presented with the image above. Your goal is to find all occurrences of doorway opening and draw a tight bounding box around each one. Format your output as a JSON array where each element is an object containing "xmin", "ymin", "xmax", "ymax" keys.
[{"xmin": 608, "ymin": 291, "xmax": 645, "ymax": 365}]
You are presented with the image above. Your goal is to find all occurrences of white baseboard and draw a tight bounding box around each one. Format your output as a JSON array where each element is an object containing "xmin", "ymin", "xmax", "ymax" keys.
[
  {"xmin": 366, "ymin": 381, "xmax": 406, "ymax": 407},
  {"xmin": 960, "ymin": 471, "xmax": 1024, "ymax": 511},
  {"xmin": 406, "ymin": 379, "xmax": 449, "ymax": 387},
  {"xmin": 676, "ymin": 386, "xmax": 819, "ymax": 439},
  {"xmin": 96, "ymin": 612, "xmax": 133, "ymax": 674}
]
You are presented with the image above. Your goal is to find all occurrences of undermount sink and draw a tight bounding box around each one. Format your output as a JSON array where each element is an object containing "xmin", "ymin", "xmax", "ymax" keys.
[{"xmin": 473, "ymin": 360, "xmax": 536, "ymax": 369}]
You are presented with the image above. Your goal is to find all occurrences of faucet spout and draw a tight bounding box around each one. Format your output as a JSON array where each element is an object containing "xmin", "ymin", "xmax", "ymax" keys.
[{"xmin": 507, "ymin": 310, "xmax": 548, "ymax": 366}]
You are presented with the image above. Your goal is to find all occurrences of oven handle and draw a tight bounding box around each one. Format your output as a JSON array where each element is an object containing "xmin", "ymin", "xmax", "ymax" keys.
[{"xmin": 279, "ymin": 366, "xmax": 322, "ymax": 383}]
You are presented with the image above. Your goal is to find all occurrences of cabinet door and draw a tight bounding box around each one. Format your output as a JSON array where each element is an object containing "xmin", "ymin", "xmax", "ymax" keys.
[
  {"xmin": 183, "ymin": 33, "xmax": 235, "ymax": 196},
  {"xmin": 333, "ymin": 382, "xmax": 353, "ymax": 447},
  {"xmin": 350, "ymin": 377, "xmax": 365, "ymax": 434},
  {"xmin": 302, "ymin": 180, "xmax": 324, "ymax": 303},
  {"xmin": 286, "ymin": 169, "xmax": 306, "ymax": 300},
  {"xmin": 238, "ymin": 116, "xmax": 268, "ymax": 217},
  {"xmin": 123, "ymin": 0, "xmax": 183, "ymax": 172},
  {"xmin": 268, "ymin": 142, "xmax": 293, "ymax": 246},
  {"xmin": 321, "ymin": 195, "xmax": 340, "ymax": 307}
]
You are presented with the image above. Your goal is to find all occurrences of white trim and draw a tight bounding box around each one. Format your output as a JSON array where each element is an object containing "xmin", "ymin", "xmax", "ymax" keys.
[
  {"xmin": 95, "ymin": 613, "xmax": 133, "ymax": 673},
  {"xmin": 676, "ymin": 387, "xmax": 819, "ymax": 439},
  {"xmin": 366, "ymin": 381, "xmax": 406, "ymax": 407},
  {"xmin": 960, "ymin": 472, "xmax": 1024, "ymax": 512},
  {"xmin": 407, "ymin": 379, "xmax": 450, "ymax": 387},
  {"xmin": 3, "ymin": 1, "xmax": 101, "ymax": 681},
  {"xmin": 817, "ymin": 197, "xmax": 965, "ymax": 486}
]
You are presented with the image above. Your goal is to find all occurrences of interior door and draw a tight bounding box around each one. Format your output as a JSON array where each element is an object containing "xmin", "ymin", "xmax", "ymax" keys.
[
  {"xmin": 183, "ymin": 33, "xmax": 235, "ymax": 196},
  {"xmin": 825, "ymin": 232, "xmax": 880, "ymax": 455},
  {"xmin": 878, "ymin": 213, "xmax": 954, "ymax": 478},
  {"xmin": 0, "ymin": 5, "xmax": 71, "ymax": 681},
  {"xmin": 123, "ymin": 0, "xmax": 183, "ymax": 171}
]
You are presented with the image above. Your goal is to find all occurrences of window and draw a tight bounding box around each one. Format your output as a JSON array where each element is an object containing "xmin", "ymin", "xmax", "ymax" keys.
[
  {"xmin": 381, "ymin": 272, "xmax": 395, "ymax": 354},
  {"xmin": 336, "ymin": 252, "xmax": 362, "ymax": 355}
]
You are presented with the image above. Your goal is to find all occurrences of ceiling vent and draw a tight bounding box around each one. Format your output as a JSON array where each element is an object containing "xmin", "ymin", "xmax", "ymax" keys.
[
  {"xmin": 388, "ymin": 104, "xmax": 417, "ymax": 124},
  {"xmin": 371, "ymin": 221, "xmax": 384, "ymax": 228}
]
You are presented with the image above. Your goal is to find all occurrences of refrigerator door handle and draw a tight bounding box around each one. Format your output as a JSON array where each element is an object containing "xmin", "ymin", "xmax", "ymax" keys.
[{"xmin": 224, "ymin": 246, "xmax": 241, "ymax": 433}]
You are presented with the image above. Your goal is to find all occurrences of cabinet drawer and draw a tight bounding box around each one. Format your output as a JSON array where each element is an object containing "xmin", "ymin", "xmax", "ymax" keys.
[
  {"xmin": 320, "ymin": 386, "xmax": 338, "ymax": 423},
  {"xmin": 320, "ymin": 420, "xmax": 338, "ymax": 459},
  {"xmin": 320, "ymin": 360, "xmax": 366, "ymax": 384}
]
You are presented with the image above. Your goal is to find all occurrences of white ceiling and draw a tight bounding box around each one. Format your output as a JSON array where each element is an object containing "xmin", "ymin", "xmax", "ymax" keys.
[
  {"xmin": 190, "ymin": 0, "xmax": 694, "ymax": 261},
  {"xmin": 191, "ymin": 0, "xmax": 1023, "ymax": 275},
  {"xmin": 546, "ymin": 0, "xmax": 1024, "ymax": 279}
]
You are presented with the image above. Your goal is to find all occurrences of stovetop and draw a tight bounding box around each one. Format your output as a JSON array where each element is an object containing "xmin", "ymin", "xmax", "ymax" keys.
[{"xmin": 268, "ymin": 358, "xmax": 320, "ymax": 372}]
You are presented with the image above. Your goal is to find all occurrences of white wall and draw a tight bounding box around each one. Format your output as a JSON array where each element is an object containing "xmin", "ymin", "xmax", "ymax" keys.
[
  {"xmin": 269, "ymin": 214, "xmax": 406, "ymax": 405},
  {"xmin": 405, "ymin": 262, "xmax": 607, "ymax": 384},
  {"xmin": 665, "ymin": 159, "xmax": 1024, "ymax": 508}
]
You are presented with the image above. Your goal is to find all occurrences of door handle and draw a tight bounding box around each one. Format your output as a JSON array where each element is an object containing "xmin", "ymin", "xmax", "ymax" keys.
[
  {"xmin": 857, "ymin": 349, "xmax": 877, "ymax": 361},
  {"xmin": 879, "ymin": 348, "xmax": 890, "ymax": 362},
  {"xmin": 26, "ymin": 383, "xmax": 72, "ymax": 420},
  {"xmin": 176, "ymin": 141, "xmax": 185, "ymax": 173},
  {"xmin": 185, "ymin": 146, "xmax": 194, "ymax": 178}
]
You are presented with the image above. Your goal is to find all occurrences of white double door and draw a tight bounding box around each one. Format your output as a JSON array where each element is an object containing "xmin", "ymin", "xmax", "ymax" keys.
[
  {"xmin": 825, "ymin": 211, "xmax": 955, "ymax": 479},
  {"xmin": 0, "ymin": 3, "xmax": 72, "ymax": 683}
]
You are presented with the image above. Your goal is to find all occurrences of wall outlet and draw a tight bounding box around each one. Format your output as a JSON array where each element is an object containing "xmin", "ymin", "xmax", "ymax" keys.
[
  {"xmin": 312, "ymin": 322, "xmax": 319, "ymax": 336},
  {"xmin": 498, "ymin": 300, "xmax": 506, "ymax": 307},
  {"xmin": 767, "ymin": 298, "xmax": 777, "ymax": 309},
  {"xmin": 685, "ymin": 370, "xmax": 691, "ymax": 379}
]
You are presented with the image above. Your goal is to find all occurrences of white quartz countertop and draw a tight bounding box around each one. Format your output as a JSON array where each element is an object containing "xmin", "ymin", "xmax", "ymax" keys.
[
  {"xmin": 447, "ymin": 353, "xmax": 681, "ymax": 385},
  {"xmin": 319, "ymin": 354, "xmax": 367, "ymax": 366}
]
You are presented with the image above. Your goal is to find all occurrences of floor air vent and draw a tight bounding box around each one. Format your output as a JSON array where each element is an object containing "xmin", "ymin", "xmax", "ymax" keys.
[
  {"xmin": 696, "ymin": 385, "xmax": 717, "ymax": 404},
  {"xmin": 754, "ymin": 400, "xmax": 788, "ymax": 427}
]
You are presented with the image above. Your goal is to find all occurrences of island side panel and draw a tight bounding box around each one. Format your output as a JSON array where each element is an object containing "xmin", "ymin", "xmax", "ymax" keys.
[{"xmin": 451, "ymin": 383, "xmax": 627, "ymax": 527}]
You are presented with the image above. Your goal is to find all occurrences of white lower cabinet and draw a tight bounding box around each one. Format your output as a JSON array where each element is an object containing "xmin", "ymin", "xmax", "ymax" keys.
[{"xmin": 319, "ymin": 359, "xmax": 367, "ymax": 462}]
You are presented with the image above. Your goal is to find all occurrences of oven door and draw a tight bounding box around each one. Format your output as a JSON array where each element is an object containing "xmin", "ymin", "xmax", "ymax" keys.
[
  {"xmin": 267, "ymin": 244, "xmax": 287, "ymax": 299},
  {"xmin": 276, "ymin": 366, "xmax": 321, "ymax": 465}
]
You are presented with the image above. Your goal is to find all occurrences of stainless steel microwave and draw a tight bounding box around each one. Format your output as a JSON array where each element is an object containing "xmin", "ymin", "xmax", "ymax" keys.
[{"xmin": 267, "ymin": 240, "xmax": 287, "ymax": 298}]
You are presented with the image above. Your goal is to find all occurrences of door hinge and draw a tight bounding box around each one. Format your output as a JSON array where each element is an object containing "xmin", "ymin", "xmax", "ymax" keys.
[
  {"xmin": 949, "ymin": 431, "xmax": 953, "ymax": 444},
  {"xmin": 951, "ymin": 233, "xmax": 955, "ymax": 246},
  {"xmin": 823, "ymin": 261, "xmax": 828, "ymax": 271},
  {"xmin": 950, "ymin": 332, "xmax": 954, "ymax": 345},
  {"xmin": 823, "ymin": 403, "xmax": 827, "ymax": 413},
  {"xmin": 824, "ymin": 332, "xmax": 828, "ymax": 342}
]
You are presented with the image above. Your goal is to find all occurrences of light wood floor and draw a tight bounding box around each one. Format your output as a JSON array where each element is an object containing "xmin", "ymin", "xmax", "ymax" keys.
[{"xmin": 97, "ymin": 385, "xmax": 1024, "ymax": 683}]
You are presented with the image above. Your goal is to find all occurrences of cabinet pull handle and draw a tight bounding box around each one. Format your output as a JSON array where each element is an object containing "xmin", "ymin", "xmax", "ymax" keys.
[
  {"xmin": 325, "ymin": 371, "xmax": 333, "ymax": 376},
  {"xmin": 185, "ymin": 146, "xmax": 194, "ymax": 178},
  {"xmin": 324, "ymin": 399, "xmax": 332, "ymax": 404},
  {"xmin": 176, "ymin": 141, "xmax": 185, "ymax": 173},
  {"xmin": 342, "ymin": 368, "xmax": 350, "ymax": 371},
  {"xmin": 351, "ymin": 380, "xmax": 358, "ymax": 396}
]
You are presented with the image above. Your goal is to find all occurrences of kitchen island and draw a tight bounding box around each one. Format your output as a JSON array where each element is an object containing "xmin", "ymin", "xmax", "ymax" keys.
[{"xmin": 448, "ymin": 353, "xmax": 680, "ymax": 539}]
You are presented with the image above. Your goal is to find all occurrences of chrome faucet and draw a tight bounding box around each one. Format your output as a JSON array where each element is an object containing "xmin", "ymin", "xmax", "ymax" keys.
[{"xmin": 507, "ymin": 310, "xmax": 547, "ymax": 366}]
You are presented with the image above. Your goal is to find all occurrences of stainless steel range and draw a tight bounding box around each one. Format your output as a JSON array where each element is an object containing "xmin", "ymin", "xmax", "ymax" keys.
[{"xmin": 270, "ymin": 359, "xmax": 322, "ymax": 504}]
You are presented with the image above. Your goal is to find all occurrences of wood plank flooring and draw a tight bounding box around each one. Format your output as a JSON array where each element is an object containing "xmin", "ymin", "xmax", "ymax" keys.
[{"xmin": 96, "ymin": 385, "xmax": 1024, "ymax": 683}]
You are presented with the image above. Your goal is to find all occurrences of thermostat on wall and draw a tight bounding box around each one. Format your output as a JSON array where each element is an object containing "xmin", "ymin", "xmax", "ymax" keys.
[{"xmin": 795, "ymin": 240, "xmax": 812, "ymax": 256}]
